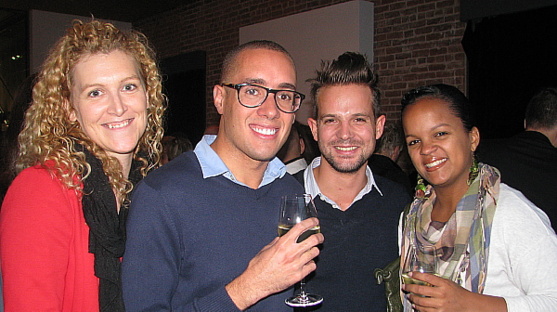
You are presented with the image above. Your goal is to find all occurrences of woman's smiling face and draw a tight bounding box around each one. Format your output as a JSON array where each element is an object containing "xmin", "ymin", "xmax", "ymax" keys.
[
  {"xmin": 69, "ymin": 50, "xmax": 148, "ymax": 162},
  {"xmin": 402, "ymin": 97, "xmax": 479, "ymax": 190}
]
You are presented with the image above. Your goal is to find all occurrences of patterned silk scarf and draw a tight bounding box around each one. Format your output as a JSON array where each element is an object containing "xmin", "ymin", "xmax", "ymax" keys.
[{"xmin": 400, "ymin": 163, "xmax": 500, "ymax": 310}]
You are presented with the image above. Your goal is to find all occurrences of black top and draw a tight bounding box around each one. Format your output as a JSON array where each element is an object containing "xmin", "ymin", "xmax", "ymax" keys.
[
  {"xmin": 368, "ymin": 154, "xmax": 413, "ymax": 196},
  {"xmin": 294, "ymin": 171, "xmax": 411, "ymax": 311},
  {"xmin": 477, "ymin": 131, "xmax": 557, "ymax": 230}
]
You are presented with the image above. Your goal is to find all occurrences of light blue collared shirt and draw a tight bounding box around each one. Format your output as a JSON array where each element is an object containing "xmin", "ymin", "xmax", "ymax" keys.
[
  {"xmin": 193, "ymin": 135, "xmax": 287, "ymax": 188},
  {"xmin": 303, "ymin": 156, "xmax": 383, "ymax": 210}
]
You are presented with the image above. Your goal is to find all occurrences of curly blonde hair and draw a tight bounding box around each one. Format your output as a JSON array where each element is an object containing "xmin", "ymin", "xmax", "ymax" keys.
[{"xmin": 16, "ymin": 20, "xmax": 165, "ymax": 205}]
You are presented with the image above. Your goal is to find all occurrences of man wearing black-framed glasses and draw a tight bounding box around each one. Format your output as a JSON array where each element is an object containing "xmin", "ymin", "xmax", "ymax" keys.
[
  {"xmin": 221, "ymin": 83, "xmax": 305, "ymax": 113},
  {"xmin": 124, "ymin": 40, "xmax": 324, "ymax": 311}
]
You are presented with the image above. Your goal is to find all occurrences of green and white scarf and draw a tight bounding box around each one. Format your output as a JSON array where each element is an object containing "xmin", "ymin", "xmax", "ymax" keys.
[{"xmin": 400, "ymin": 163, "xmax": 500, "ymax": 310}]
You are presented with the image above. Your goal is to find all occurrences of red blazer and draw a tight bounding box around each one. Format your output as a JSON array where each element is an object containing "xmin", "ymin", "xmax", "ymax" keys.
[{"xmin": 0, "ymin": 164, "xmax": 99, "ymax": 311}]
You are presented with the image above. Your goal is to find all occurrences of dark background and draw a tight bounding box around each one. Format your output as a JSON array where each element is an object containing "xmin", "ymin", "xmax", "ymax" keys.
[{"xmin": 463, "ymin": 5, "xmax": 557, "ymax": 138}]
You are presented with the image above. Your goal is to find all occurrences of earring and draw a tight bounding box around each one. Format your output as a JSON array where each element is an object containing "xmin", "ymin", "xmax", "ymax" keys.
[
  {"xmin": 415, "ymin": 174, "xmax": 427, "ymax": 198},
  {"xmin": 467, "ymin": 156, "xmax": 479, "ymax": 185}
]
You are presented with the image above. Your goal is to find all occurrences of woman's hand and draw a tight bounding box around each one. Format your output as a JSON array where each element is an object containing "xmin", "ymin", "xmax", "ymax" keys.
[{"xmin": 402, "ymin": 272, "xmax": 507, "ymax": 312}]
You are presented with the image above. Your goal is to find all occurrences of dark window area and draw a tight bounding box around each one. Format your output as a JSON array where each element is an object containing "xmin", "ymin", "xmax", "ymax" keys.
[
  {"xmin": 160, "ymin": 51, "xmax": 206, "ymax": 145},
  {"xmin": 0, "ymin": 9, "xmax": 28, "ymax": 127},
  {"xmin": 463, "ymin": 5, "xmax": 557, "ymax": 138}
]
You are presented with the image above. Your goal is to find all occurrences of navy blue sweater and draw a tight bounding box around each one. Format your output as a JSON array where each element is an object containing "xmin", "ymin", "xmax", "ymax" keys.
[
  {"xmin": 123, "ymin": 151, "xmax": 303, "ymax": 311},
  {"xmin": 295, "ymin": 172, "xmax": 411, "ymax": 311}
]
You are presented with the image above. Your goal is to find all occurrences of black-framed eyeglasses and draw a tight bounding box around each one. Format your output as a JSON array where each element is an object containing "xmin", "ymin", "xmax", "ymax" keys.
[{"xmin": 222, "ymin": 83, "xmax": 305, "ymax": 113}]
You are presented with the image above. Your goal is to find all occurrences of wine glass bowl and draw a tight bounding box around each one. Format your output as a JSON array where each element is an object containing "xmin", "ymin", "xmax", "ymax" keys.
[
  {"xmin": 401, "ymin": 244, "xmax": 437, "ymax": 287},
  {"xmin": 278, "ymin": 194, "xmax": 323, "ymax": 307}
]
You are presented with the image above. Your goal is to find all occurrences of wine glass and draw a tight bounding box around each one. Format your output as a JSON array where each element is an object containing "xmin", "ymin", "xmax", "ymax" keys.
[
  {"xmin": 278, "ymin": 194, "xmax": 323, "ymax": 307},
  {"xmin": 401, "ymin": 244, "xmax": 437, "ymax": 288}
]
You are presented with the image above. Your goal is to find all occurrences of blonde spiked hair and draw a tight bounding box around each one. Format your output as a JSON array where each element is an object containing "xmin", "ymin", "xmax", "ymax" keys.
[{"xmin": 16, "ymin": 20, "xmax": 165, "ymax": 205}]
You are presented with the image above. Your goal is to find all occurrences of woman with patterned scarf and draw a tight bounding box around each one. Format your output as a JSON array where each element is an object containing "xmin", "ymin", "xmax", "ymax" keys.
[
  {"xmin": 398, "ymin": 84, "xmax": 557, "ymax": 311},
  {"xmin": 0, "ymin": 20, "xmax": 165, "ymax": 311}
]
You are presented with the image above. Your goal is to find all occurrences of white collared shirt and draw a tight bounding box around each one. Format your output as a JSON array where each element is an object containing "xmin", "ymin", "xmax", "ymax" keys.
[{"xmin": 302, "ymin": 157, "xmax": 383, "ymax": 210}]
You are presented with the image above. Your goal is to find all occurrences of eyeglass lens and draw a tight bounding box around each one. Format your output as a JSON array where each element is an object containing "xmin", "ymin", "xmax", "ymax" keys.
[{"xmin": 238, "ymin": 85, "xmax": 300, "ymax": 112}]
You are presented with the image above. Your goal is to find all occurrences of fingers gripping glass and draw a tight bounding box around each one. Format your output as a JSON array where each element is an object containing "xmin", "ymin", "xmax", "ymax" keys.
[{"xmin": 222, "ymin": 83, "xmax": 305, "ymax": 113}]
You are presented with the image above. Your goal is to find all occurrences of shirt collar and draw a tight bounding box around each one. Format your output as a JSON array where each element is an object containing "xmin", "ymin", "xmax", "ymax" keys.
[
  {"xmin": 303, "ymin": 156, "xmax": 383, "ymax": 210},
  {"xmin": 194, "ymin": 135, "xmax": 286, "ymax": 188}
]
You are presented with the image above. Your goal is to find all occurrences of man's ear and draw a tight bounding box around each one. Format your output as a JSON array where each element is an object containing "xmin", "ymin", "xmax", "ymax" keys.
[
  {"xmin": 307, "ymin": 117, "xmax": 319, "ymax": 142},
  {"xmin": 298, "ymin": 137, "xmax": 306, "ymax": 155},
  {"xmin": 375, "ymin": 114, "xmax": 386, "ymax": 140},
  {"xmin": 213, "ymin": 84, "xmax": 225, "ymax": 115}
]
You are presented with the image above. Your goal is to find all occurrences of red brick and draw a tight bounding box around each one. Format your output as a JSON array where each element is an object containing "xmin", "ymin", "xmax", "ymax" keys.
[{"xmin": 134, "ymin": 0, "xmax": 466, "ymax": 125}]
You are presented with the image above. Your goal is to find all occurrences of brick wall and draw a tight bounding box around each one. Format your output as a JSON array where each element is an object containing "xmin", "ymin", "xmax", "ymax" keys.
[
  {"xmin": 374, "ymin": 0, "xmax": 466, "ymax": 118},
  {"xmin": 134, "ymin": 0, "xmax": 466, "ymax": 124}
]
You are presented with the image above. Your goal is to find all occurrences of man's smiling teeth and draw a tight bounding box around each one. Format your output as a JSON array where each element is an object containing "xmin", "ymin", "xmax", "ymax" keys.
[
  {"xmin": 336, "ymin": 146, "xmax": 357, "ymax": 151},
  {"xmin": 105, "ymin": 119, "xmax": 131, "ymax": 129},
  {"xmin": 252, "ymin": 127, "xmax": 277, "ymax": 135},
  {"xmin": 425, "ymin": 158, "xmax": 447, "ymax": 168}
]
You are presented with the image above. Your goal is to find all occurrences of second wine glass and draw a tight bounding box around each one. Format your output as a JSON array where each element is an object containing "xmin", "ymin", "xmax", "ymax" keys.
[
  {"xmin": 401, "ymin": 244, "xmax": 437, "ymax": 287},
  {"xmin": 278, "ymin": 194, "xmax": 323, "ymax": 307}
]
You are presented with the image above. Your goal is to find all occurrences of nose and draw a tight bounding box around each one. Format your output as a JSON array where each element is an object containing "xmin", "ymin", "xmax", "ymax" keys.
[
  {"xmin": 337, "ymin": 121, "xmax": 353, "ymax": 140},
  {"xmin": 256, "ymin": 93, "xmax": 280, "ymax": 119},
  {"xmin": 419, "ymin": 139, "xmax": 436, "ymax": 155},
  {"xmin": 107, "ymin": 93, "xmax": 127, "ymax": 116}
]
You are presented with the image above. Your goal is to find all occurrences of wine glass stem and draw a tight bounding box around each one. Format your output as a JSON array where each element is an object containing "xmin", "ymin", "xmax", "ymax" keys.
[{"xmin": 298, "ymin": 278, "xmax": 309, "ymax": 299}]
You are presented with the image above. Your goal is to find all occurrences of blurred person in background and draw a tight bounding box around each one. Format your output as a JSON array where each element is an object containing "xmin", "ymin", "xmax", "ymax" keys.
[
  {"xmin": 477, "ymin": 87, "xmax": 557, "ymax": 231},
  {"xmin": 368, "ymin": 120, "xmax": 413, "ymax": 195},
  {"xmin": 277, "ymin": 121, "xmax": 319, "ymax": 174},
  {"xmin": 161, "ymin": 132, "xmax": 193, "ymax": 165}
]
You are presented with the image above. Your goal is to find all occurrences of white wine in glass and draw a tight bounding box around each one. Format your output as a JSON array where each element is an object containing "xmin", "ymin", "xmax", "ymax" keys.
[
  {"xmin": 278, "ymin": 194, "xmax": 323, "ymax": 307},
  {"xmin": 277, "ymin": 224, "xmax": 320, "ymax": 242}
]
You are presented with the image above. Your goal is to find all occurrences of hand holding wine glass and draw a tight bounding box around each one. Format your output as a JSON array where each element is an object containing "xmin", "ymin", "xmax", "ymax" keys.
[
  {"xmin": 278, "ymin": 194, "xmax": 323, "ymax": 307},
  {"xmin": 224, "ymin": 204, "xmax": 322, "ymax": 310}
]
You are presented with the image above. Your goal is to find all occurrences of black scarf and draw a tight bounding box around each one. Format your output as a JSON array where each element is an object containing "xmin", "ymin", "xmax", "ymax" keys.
[{"xmin": 81, "ymin": 148, "xmax": 143, "ymax": 312}]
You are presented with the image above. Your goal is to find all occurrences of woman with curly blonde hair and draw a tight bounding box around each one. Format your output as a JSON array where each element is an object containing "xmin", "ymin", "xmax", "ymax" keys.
[{"xmin": 0, "ymin": 20, "xmax": 165, "ymax": 311}]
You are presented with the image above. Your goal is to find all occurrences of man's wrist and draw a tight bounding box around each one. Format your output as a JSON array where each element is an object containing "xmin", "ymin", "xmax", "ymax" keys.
[{"xmin": 225, "ymin": 276, "xmax": 258, "ymax": 311}]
